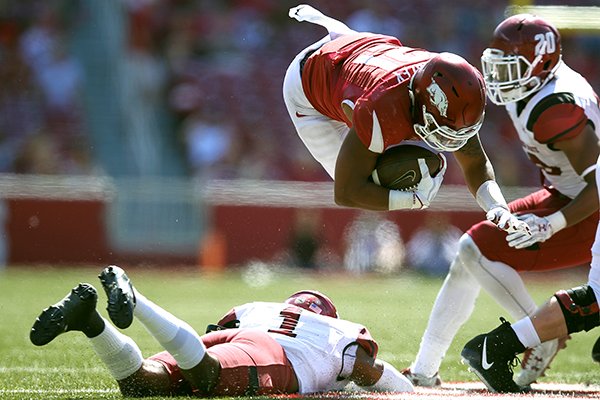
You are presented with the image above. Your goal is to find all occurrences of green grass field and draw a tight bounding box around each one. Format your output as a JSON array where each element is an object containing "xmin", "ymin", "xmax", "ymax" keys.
[{"xmin": 0, "ymin": 265, "xmax": 598, "ymax": 399}]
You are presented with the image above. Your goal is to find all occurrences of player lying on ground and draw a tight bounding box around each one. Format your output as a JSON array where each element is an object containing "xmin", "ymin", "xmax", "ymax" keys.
[
  {"xmin": 461, "ymin": 140, "xmax": 600, "ymax": 393},
  {"xmin": 283, "ymin": 5, "xmax": 529, "ymax": 239},
  {"xmin": 30, "ymin": 265, "xmax": 414, "ymax": 397},
  {"xmin": 404, "ymin": 13, "xmax": 600, "ymax": 389}
]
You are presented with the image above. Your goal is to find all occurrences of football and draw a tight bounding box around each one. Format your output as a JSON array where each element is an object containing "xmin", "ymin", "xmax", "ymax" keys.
[{"xmin": 371, "ymin": 144, "xmax": 443, "ymax": 190}]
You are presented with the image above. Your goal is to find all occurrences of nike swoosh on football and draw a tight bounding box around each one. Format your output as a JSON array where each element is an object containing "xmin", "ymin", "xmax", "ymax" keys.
[
  {"xmin": 482, "ymin": 337, "xmax": 494, "ymax": 370},
  {"xmin": 389, "ymin": 170, "xmax": 417, "ymax": 187},
  {"xmin": 296, "ymin": 111, "xmax": 308, "ymax": 118}
]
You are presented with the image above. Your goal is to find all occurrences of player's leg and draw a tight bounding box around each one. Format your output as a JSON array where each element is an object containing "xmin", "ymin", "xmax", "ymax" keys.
[
  {"xmin": 29, "ymin": 283, "xmax": 172, "ymax": 396},
  {"xmin": 201, "ymin": 330, "xmax": 299, "ymax": 396},
  {"xmin": 98, "ymin": 265, "xmax": 220, "ymax": 392},
  {"xmin": 406, "ymin": 234, "xmax": 481, "ymax": 386},
  {"xmin": 289, "ymin": 4, "xmax": 355, "ymax": 40},
  {"xmin": 459, "ymin": 234, "xmax": 538, "ymax": 320},
  {"xmin": 461, "ymin": 281, "xmax": 599, "ymax": 393},
  {"xmin": 590, "ymin": 246, "xmax": 600, "ymax": 362},
  {"xmin": 460, "ymin": 189, "xmax": 593, "ymax": 384},
  {"xmin": 459, "ymin": 231, "xmax": 561, "ymax": 386},
  {"xmin": 282, "ymin": 37, "xmax": 348, "ymax": 179}
]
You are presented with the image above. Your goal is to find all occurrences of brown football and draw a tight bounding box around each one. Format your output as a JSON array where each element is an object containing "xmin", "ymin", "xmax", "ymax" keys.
[{"xmin": 371, "ymin": 144, "xmax": 443, "ymax": 190}]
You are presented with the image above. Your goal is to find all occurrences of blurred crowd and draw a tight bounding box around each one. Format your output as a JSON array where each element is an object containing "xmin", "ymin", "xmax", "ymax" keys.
[{"xmin": 1, "ymin": 0, "xmax": 600, "ymax": 185}]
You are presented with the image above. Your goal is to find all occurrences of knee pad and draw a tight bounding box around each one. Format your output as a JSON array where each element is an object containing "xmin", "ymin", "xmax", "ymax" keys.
[{"xmin": 554, "ymin": 285, "xmax": 600, "ymax": 334}]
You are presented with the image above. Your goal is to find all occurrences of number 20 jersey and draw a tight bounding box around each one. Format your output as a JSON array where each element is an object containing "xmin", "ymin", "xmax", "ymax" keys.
[
  {"xmin": 217, "ymin": 302, "xmax": 378, "ymax": 394},
  {"xmin": 505, "ymin": 62, "xmax": 600, "ymax": 198}
]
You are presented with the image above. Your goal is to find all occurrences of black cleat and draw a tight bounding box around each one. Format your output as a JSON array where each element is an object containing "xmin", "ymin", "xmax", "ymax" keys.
[
  {"xmin": 30, "ymin": 283, "xmax": 98, "ymax": 346},
  {"xmin": 592, "ymin": 336, "xmax": 600, "ymax": 363},
  {"xmin": 98, "ymin": 265, "xmax": 136, "ymax": 329},
  {"xmin": 461, "ymin": 318, "xmax": 529, "ymax": 393}
]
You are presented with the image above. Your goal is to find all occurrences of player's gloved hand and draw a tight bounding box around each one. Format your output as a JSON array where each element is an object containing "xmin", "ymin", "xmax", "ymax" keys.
[
  {"xmin": 506, "ymin": 213, "xmax": 555, "ymax": 249},
  {"xmin": 413, "ymin": 154, "xmax": 447, "ymax": 209},
  {"xmin": 486, "ymin": 207, "xmax": 531, "ymax": 235}
]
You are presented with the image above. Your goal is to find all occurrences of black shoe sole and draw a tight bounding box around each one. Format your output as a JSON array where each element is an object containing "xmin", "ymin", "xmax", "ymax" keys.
[
  {"xmin": 30, "ymin": 283, "xmax": 97, "ymax": 346},
  {"xmin": 98, "ymin": 266, "xmax": 134, "ymax": 329}
]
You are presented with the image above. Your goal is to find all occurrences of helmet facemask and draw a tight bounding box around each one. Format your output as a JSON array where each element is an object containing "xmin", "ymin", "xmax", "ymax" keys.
[
  {"xmin": 481, "ymin": 48, "xmax": 548, "ymax": 105},
  {"xmin": 410, "ymin": 53, "xmax": 486, "ymax": 152},
  {"xmin": 413, "ymin": 105, "xmax": 483, "ymax": 152}
]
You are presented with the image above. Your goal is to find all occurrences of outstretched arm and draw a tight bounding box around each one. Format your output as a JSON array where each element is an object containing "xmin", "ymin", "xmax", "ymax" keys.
[
  {"xmin": 453, "ymin": 135, "xmax": 497, "ymax": 199},
  {"xmin": 545, "ymin": 123, "xmax": 599, "ymax": 227},
  {"xmin": 453, "ymin": 135, "xmax": 529, "ymax": 234},
  {"xmin": 506, "ymin": 124, "xmax": 599, "ymax": 249},
  {"xmin": 349, "ymin": 346, "xmax": 414, "ymax": 392}
]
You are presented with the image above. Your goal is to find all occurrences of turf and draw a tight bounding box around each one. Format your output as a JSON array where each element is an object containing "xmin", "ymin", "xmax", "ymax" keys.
[{"xmin": 0, "ymin": 265, "xmax": 598, "ymax": 399}]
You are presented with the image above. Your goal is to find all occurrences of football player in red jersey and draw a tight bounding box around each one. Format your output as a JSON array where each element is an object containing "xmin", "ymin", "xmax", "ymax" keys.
[
  {"xmin": 283, "ymin": 5, "xmax": 529, "ymax": 236},
  {"xmin": 406, "ymin": 13, "xmax": 600, "ymax": 389},
  {"xmin": 30, "ymin": 266, "xmax": 414, "ymax": 397}
]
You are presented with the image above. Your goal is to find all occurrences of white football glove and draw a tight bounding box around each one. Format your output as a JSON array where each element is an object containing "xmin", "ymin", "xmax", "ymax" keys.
[
  {"xmin": 486, "ymin": 207, "xmax": 531, "ymax": 235},
  {"xmin": 506, "ymin": 213, "xmax": 555, "ymax": 249},
  {"xmin": 413, "ymin": 154, "xmax": 447, "ymax": 208}
]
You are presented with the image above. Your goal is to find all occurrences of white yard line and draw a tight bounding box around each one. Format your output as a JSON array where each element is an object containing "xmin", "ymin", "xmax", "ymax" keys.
[{"xmin": 0, "ymin": 388, "xmax": 119, "ymax": 394}]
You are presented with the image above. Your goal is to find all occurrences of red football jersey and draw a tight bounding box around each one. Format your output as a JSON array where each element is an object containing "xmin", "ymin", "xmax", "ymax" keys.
[{"xmin": 301, "ymin": 33, "xmax": 435, "ymax": 152}]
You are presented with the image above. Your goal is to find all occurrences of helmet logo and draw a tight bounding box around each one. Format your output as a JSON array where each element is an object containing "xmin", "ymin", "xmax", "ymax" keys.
[{"xmin": 426, "ymin": 81, "xmax": 448, "ymax": 117}]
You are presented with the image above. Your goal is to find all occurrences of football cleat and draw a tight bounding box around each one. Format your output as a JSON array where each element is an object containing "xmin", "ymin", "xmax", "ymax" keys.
[
  {"xmin": 461, "ymin": 319, "xmax": 529, "ymax": 393},
  {"xmin": 30, "ymin": 283, "xmax": 98, "ymax": 346},
  {"xmin": 514, "ymin": 335, "xmax": 569, "ymax": 385},
  {"xmin": 401, "ymin": 368, "xmax": 442, "ymax": 387},
  {"xmin": 98, "ymin": 265, "xmax": 136, "ymax": 329}
]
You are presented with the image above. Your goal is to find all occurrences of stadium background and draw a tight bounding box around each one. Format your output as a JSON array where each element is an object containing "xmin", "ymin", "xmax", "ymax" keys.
[
  {"xmin": 1, "ymin": 0, "xmax": 600, "ymax": 270},
  {"xmin": 2, "ymin": 1, "xmax": 600, "ymax": 398}
]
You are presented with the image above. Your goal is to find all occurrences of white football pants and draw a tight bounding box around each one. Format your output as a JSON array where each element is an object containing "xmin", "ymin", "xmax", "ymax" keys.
[
  {"xmin": 587, "ymin": 155, "xmax": 600, "ymax": 302},
  {"xmin": 283, "ymin": 5, "xmax": 355, "ymax": 179},
  {"xmin": 412, "ymin": 234, "xmax": 539, "ymax": 377}
]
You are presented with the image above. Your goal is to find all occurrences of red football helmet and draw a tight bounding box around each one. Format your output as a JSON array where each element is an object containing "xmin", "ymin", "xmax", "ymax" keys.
[
  {"xmin": 481, "ymin": 14, "xmax": 562, "ymax": 105},
  {"xmin": 284, "ymin": 290, "xmax": 339, "ymax": 318},
  {"xmin": 411, "ymin": 52, "xmax": 486, "ymax": 152}
]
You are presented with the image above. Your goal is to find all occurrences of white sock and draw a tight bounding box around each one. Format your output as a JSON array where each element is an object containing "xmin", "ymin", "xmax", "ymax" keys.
[
  {"xmin": 512, "ymin": 317, "xmax": 541, "ymax": 348},
  {"xmin": 459, "ymin": 236, "xmax": 537, "ymax": 319},
  {"xmin": 289, "ymin": 4, "xmax": 355, "ymax": 40},
  {"xmin": 412, "ymin": 255, "xmax": 480, "ymax": 377},
  {"xmin": 89, "ymin": 318, "xmax": 143, "ymax": 380},
  {"xmin": 133, "ymin": 290, "xmax": 206, "ymax": 370}
]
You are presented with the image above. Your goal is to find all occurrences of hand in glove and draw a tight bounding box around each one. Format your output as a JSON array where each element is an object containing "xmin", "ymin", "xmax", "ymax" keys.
[
  {"xmin": 506, "ymin": 213, "xmax": 556, "ymax": 249},
  {"xmin": 486, "ymin": 207, "xmax": 531, "ymax": 235},
  {"xmin": 413, "ymin": 154, "xmax": 447, "ymax": 209}
]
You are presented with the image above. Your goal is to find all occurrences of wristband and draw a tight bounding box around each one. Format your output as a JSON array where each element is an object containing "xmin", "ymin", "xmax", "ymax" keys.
[
  {"xmin": 389, "ymin": 190, "xmax": 421, "ymax": 210},
  {"xmin": 546, "ymin": 211, "xmax": 567, "ymax": 233},
  {"xmin": 476, "ymin": 180, "xmax": 509, "ymax": 212}
]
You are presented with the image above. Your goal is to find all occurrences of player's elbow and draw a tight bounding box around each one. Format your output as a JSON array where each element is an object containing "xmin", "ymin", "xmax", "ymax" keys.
[{"xmin": 334, "ymin": 188, "xmax": 356, "ymax": 207}]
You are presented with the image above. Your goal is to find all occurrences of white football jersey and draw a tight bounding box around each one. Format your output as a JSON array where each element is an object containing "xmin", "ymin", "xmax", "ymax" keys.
[
  {"xmin": 504, "ymin": 62, "xmax": 600, "ymax": 198},
  {"xmin": 227, "ymin": 302, "xmax": 377, "ymax": 394}
]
